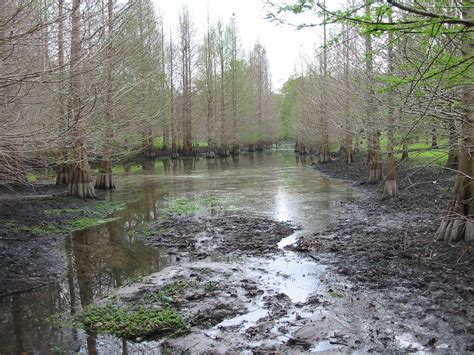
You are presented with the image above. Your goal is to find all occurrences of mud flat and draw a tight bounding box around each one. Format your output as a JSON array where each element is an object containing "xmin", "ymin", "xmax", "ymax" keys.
[{"xmin": 290, "ymin": 156, "xmax": 474, "ymax": 352}]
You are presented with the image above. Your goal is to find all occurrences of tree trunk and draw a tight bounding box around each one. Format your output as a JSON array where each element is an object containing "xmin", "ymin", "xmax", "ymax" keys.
[
  {"xmin": 56, "ymin": 0, "xmax": 71, "ymax": 185},
  {"xmin": 383, "ymin": 22, "xmax": 397, "ymax": 197},
  {"xmin": 68, "ymin": 0, "xmax": 95, "ymax": 198},
  {"xmin": 368, "ymin": 131, "xmax": 383, "ymax": 183},
  {"xmin": 96, "ymin": 0, "xmax": 115, "ymax": 190},
  {"xmin": 365, "ymin": 1, "xmax": 381, "ymax": 183},
  {"xmin": 446, "ymin": 119, "xmax": 459, "ymax": 168},
  {"xmin": 431, "ymin": 127, "xmax": 438, "ymax": 149},
  {"xmin": 435, "ymin": 3, "xmax": 473, "ymax": 242},
  {"xmin": 319, "ymin": 1, "xmax": 331, "ymax": 165}
]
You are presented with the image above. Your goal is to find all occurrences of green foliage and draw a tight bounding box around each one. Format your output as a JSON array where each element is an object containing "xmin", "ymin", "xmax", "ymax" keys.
[
  {"xmin": 396, "ymin": 150, "xmax": 448, "ymax": 167},
  {"xmin": 162, "ymin": 279, "xmax": 190, "ymax": 297},
  {"xmin": 69, "ymin": 217, "xmax": 118, "ymax": 230},
  {"xmin": 163, "ymin": 198, "xmax": 199, "ymax": 215},
  {"xmin": 74, "ymin": 304, "xmax": 187, "ymax": 340},
  {"xmin": 328, "ymin": 289, "xmax": 343, "ymax": 298},
  {"xmin": 26, "ymin": 173, "xmax": 38, "ymax": 183},
  {"xmin": 18, "ymin": 224, "xmax": 62, "ymax": 234}
]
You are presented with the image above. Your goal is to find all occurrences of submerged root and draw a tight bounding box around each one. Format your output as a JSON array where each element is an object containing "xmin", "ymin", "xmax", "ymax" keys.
[{"xmin": 95, "ymin": 172, "xmax": 115, "ymax": 190}]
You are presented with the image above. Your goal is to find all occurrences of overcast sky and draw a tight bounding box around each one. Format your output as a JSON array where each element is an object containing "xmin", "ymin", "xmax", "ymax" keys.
[{"xmin": 153, "ymin": 0, "xmax": 323, "ymax": 91}]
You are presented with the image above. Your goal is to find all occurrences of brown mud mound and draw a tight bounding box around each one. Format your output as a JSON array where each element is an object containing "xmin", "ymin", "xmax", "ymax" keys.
[
  {"xmin": 289, "ymin": 155, "xmax": 474, "ymax": 352},
  {"xmin": 139, "ymin": 215, "xmax": 295, "ymax": 257}
]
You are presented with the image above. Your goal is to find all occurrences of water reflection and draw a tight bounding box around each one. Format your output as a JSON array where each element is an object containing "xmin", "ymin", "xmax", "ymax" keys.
[{"xmin": 0, "ymin": 149, "xmax": 356, "ymax": 353}]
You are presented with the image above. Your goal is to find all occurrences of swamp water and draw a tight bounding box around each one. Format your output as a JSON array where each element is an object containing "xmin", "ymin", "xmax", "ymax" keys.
[{"xmin": 0, "ymin": 149, "xmax": 356, "ymax": 353}]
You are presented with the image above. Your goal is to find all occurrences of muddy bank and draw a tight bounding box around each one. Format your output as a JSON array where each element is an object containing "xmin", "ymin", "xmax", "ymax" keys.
[
  {"xmin": 291, "ymin": 155, "xmax": 474, "ymax": 351},
  {"xmin": 85, "ymin": 258, "xmax": 380, "ymax": 353},
  {"xmin": 135, "ymin": 215, "xmax": 295, "ymax": 258},
  {"xmin": 0, "ymin": 183, "xmax": 122, "ymax": 296}
]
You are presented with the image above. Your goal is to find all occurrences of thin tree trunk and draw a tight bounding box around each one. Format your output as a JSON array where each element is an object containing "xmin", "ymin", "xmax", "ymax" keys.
[
  {"xmin": 365, "ymin": 1, "xmax": 382, "ymax": 183},
  {"xmin": 319, "ymin": 0, "xmax": 331, "ymax": 164},
  {"xmin": 56, "ymin": 0, "xmax": 71, "ymax": 185},
  {"xmin": 343, "ymin": 24, "xmax": 354, "ymax": 164},
  {"xmin": 383, "ymin": 20, "xmax": 397, "ymax": 197},
  {"xmin": 446, "ymin": 118, "xmax": 459, "ymax": 168},
  {"xmin": 431, "ymin": 127, "xmax": 438, "ymax": 149},
  {"xmin": 96, "ymin": 0, "xmax": 115, "ymax": 190},
  {"xmin": 68, "ymin": 0, "xmax": 96, "ymax": 198},
  {"xmin": 169, "ymin": 33, "xmax": 178, "ymax": 159},
  {"xmin": 206, "ymin": 14, "xmax": 215, "ymax": 159}
]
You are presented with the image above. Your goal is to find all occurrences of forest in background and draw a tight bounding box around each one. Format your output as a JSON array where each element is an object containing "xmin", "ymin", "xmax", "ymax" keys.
[
  {"xmin": 0, "ymin": 0, "xmax": 472, "ymax": 243},
  {"xmin": 0, "ymin": 0, "xmax": 277, "ymax": 196}
]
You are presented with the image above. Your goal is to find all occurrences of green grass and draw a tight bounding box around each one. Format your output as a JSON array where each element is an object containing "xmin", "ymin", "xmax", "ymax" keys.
[
  {"xmin": 153, "ymin": 137, "xmax": 165, "ymax": 150},
  {"xmin": 162, "ymin": 279, "xmax": 189, "ymax": 297},
  {"xmin": 26, "ymin": 173, "xmax": 38, "ymax": 183},
  {"xmin": 395, "ymin": 149, "xmax": 448, "ymax": 167},
  {"xmin": 74, "ymin": 303, "xmax": 187, "ymax": 340},
  {"xmin": 328, "ymin": 289, "xmax": 343, "ymax": 298},
  {"xmin": 68, "ymin": 217, "xmax": 118, "ymax": 230},
  {"xmin": 163, "ymin": 198, "xmax": 199, "ymax": 215},
  {"xmin": 18, "ymin": 224, "xmax": 62, "ymax": 234}
]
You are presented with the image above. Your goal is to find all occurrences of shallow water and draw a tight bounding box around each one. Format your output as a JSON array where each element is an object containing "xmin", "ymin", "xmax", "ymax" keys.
[{"xmin": 0, "ymin": 148, "xmax": 356, "ymax": 353}]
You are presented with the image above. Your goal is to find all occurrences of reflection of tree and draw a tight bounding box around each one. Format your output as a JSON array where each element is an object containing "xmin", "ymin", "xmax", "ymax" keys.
[
  {"xmin": 65, "ymin": 235, "xmax": 77, "ymax": 314},
  {"xmin": 72, "ymin": 231, "xmax": 95, "ymax": 316},
  {"xmin": 219, "ymin": 157, "xmax": 229, "ymax": 170},
  {"xmin": 232, "ymin": 155, "xmax": 239, "ymax": 168},
  {"xmin": 182, "ymin": 158, "xmax": 194, "ymax": 173},
  {"xmin": 0, "ymin": 282, "xmax": 80, "ymax": 353},
  {"xmin": 206, "ymin": 158, "xmax": 219, "ymax": 171},
  {"xmin": 141, "ymin": 159, "xmax": 156, "ymax": 174},
  {"xmin": 162, "ymin": 159, "xmax": 170, "ymax": 173}
]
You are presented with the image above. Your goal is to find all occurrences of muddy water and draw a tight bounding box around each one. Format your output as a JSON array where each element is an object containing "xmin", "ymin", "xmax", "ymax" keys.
[{"xmin": 0, "ymin": 149, "xmax": 355, "ymax": 353}]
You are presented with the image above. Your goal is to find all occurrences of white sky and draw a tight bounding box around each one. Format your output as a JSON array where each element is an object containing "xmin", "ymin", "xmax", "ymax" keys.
[{"xmin": 153, "ymin": 0, "xmax": 323, "ymax": 91}]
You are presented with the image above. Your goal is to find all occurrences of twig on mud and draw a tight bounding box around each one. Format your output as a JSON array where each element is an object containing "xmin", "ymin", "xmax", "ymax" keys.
[{"xmin": 455, "ymin": 247, "xmax": 470, "ymax": 265}]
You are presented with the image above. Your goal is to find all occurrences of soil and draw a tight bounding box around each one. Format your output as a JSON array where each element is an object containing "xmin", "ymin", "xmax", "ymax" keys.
[
  {"xmin": 0, "ymin": 183, "xmax": 117, "ymax": 296},
  {"xmin": 137, "ymin": 215, "xmax": 296, "ymax": 258},
  {"xmin": 291, "ymin": 154, "xmax": 474, "ymax": 352}
]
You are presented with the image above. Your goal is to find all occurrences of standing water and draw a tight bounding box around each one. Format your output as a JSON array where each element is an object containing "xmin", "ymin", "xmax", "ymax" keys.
[{"xmin": 0, "ymin": 148, "xmax": 356, "ymax": 353}]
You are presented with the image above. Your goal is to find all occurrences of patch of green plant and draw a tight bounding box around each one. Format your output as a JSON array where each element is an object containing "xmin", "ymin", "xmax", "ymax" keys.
[
  {"xmin": 0, "ymin": 219, "xmax": 17, "ymax": 229},
  {"xmin": 204, "ymin": 281, "xmax": 220, "ymax": 292},
  {"xmin": 95, "ymin": 201, "xmax": 126, "ymax": 213},
  {"xmin": 328, "ymin": 289, "xmax": 343, "ymax": 298},
  {"xmin": 68, "ymin": 217, "xmax": 118, "ymax": 230},
  {"xmin": 46, "ymin": 313, "xmax": 74, "ymax": 328},
  {"xmin": 153, "ymin": 137, "xmax": 165, "ymax": 150},
  {"xmin": 199, "ymin": 195, "xmax": 220, "ymax": 205},
  {"xmin": 395, "ymin": 149, "xmax": 448, "ymax": 167},
  {"xmin": 19, "ymin": 224, "xmax": 62, "ymax": 234},
  {"xmin": 43, "ymin": 208, "xmax": 81, "ymax": 216},
  {"xmin": 112, "ymin": 165, "xmax": 125, "ymax": 174},
  {"xmin": 26, "ymin": 173, "xmax": 38, "ymax": 183},
  {"xmin": 162, "ymin": 279, "xmax": 189, "ymax": 297},
  {"xmin": 163, "ymin": 198, "xmax": 198, "ymax": 215},
  {"xmin": 74, "ymin": 303, "xmax": 188, "ymax": 340}
]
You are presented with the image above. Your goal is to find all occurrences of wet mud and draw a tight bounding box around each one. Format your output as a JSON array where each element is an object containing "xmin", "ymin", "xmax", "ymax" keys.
[
  {"xmin": 0, "ymin": 184, "xmax": 117, "ymax": 296},
  {"xmin": 137, "ymin": 215, "xmax": 295, "ymax": 258},
  {"xmin": 291, "ymin": 155, "xmax": 474, "ymax": 352}
]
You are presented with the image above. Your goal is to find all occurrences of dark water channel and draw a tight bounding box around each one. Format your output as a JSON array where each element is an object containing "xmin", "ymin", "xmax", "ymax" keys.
[{"xmin": 0, "ymin": 149, "xmax": 356, "ymax": 353}]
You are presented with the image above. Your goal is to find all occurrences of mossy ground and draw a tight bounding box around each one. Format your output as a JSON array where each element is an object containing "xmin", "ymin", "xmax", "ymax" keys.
[
  {"xmin": 72, "ymin": 278, "xmax": 192, "ymax": 340},
  {"xmin": 74, "ymin": 304, "xmax": 187, "ymax": 340}
]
